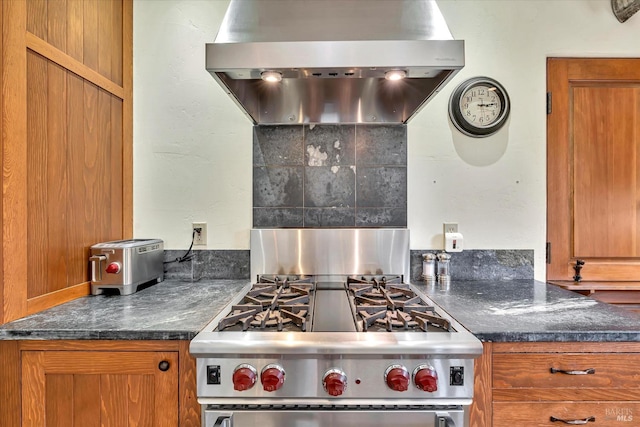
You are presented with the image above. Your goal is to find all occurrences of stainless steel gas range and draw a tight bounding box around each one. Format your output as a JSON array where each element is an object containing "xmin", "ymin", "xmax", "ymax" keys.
[{"xmin": 190, "ymin": 229, "xmax": 482, "ymax": 427}]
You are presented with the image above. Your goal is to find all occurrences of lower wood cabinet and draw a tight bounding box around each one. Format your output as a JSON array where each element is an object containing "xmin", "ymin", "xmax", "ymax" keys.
[
  {"xmin": 470, "ymin": 342, "xmax": 640, "ymax": 427},
  {"xmin": 493, "ymin": 402, "xmax": 638, "ymax": 426},
  {"xmin": 0, "ymin": 340, "xmax": 200, "ymax": 427}
]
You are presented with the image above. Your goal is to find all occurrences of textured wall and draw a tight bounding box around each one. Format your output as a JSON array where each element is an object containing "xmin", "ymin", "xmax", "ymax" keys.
[{"xmin": 253, "ymin": 125, "xmax": 407, "ymax": 228}]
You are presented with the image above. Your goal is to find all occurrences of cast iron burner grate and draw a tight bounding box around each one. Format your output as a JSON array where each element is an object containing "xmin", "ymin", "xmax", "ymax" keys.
[
  {"xmin": 217, "ymin": 276, "xmax": 314, "ymax": 332},
  {"xmin": 347, "ymin": 276, "xmax": 451, "ymax": 332}
]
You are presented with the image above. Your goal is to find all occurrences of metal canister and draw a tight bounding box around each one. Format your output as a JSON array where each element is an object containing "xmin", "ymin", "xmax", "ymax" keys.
[{"xmin": 422, "ymin": 253, "xmax": 436, "ymax": 284}]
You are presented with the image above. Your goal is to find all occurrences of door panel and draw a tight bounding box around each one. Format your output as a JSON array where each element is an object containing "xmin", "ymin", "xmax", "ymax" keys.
[
  {"xmin": 547, "ymin": 58, "xmax": 640, "ymax": 281},
  {"xmin": 22, "ymin": 350, "xmax": 179, "ymax": 427},
  {"xmin": 573, "ymin": 86, "xmax": 639, "ymax": 258}
]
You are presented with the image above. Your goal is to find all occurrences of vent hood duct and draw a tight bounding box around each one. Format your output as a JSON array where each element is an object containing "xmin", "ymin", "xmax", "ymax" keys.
[{"xmin": 206, "ymin": 0, "xmax": 464, "ymax": 125}]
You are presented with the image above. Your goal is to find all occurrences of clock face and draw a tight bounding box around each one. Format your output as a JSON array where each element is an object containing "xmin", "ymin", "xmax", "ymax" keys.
[
  {"xmin": 448, "ymin": 77, "xmax": 511, "ymax": 138},
  {"xmin": 459, "ymin": 84, "xmax": 502, "ymax": 128}
]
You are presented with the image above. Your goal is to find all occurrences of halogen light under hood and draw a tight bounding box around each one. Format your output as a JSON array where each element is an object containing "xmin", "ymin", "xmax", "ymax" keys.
[{"xmin": 207, "ymin": 0, "xmax": 464, "ymax": 125}]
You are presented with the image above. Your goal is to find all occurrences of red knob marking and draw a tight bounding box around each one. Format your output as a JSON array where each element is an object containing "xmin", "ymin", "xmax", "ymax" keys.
[
  {"xmin": 386, "ymin": 367, "xmax": 410, "ymax": 392},
  {"xmin": 105, "ymin": 262, "xmax": 120, "ymax": 274},
  {"xmin": 232, "ymin": 367, "xmax": 256, "ymax": 391},
  {"xmin": 261, "ymin": 367, "xmax": 285, "ymax": 392},
  {"xmin": 414, "ymin": 368, "xmax": 438, "ymax": 392},
  {"xmin": 324, "ymin": 372, "xmax": 347, "ymax": 396}
]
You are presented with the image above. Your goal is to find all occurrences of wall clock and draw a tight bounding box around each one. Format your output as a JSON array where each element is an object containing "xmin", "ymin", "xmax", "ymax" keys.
[{"xmin": 448, "ymin": 76, "xmax": 511, "ymax": 138}]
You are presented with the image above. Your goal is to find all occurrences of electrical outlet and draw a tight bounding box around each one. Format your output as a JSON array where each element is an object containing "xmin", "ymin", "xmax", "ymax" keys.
[
  {"xmin": 443, "ymin": 222, "xmax": 458, "ymax": 234},
  {"xmin": 193, "ymin": 222, "xmax": 207, "ymax": 246}
]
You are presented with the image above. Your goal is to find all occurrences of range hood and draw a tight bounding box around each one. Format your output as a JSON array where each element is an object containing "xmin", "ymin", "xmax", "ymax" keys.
[{"xmin": 206, "ymin": 0, "xmax": 464, "ymax": 125}]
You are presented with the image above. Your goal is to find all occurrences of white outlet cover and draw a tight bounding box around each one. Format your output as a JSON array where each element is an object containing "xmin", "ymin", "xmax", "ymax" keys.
[{"xmin": 193, "ymin": 222, "xmax": 207, "ymax": 246}]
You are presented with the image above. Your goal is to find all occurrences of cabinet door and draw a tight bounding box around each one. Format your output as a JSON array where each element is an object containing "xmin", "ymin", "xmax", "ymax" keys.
[
  {"xmin": 22, "ymin": 350, "xmax": 178, "ymax": 427},
  {"xmin": 547, "ymin": 58, "xmax": 640, "ymax": 281}
]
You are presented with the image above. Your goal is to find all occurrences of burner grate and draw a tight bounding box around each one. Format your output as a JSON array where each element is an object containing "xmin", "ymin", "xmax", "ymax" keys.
[
  {"xmin": 217, "ymin": 279, "xmax": 313, "ymax": 332},
  {"xmin": 348, "ymin": 276, "xmax": 448, "ymax": 332}
]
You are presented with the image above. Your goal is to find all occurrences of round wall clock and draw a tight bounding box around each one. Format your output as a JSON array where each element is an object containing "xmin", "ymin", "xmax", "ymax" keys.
[{"xmin": 448, "ymin": 76, "xmax": 511, "ymax": 138}]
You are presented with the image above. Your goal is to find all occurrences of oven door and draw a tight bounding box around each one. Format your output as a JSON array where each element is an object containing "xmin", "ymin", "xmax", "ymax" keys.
[{"xmin": 204, "ymin": 405, "xmax": 466, "ymax": 427}]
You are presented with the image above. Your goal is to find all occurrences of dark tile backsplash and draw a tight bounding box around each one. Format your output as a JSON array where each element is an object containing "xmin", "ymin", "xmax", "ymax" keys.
[
  {"xmin": 410, "ymin": 249, "xmax": 535, "ymax": 282},
  {"xmin": 253, "ymin": 126, "xmax": 304, "ymax": 166},
  {"xmin": 164, "ymin": 249, "xmax": 532, "ymax": 282},
  {"xmin": 356, "ymin": 167, "xmax": 407, "ymax": 207},
  {"xmin": 164, "ymin": 250, "xmax": 250, "ymax": 281},
  {"xmin": 253, "ymin": 124, "xmax": 407, "ymax": 228},
  {"xmin": 253, "ymin": 207, "xmax": 303, "ymax": 228},
  {"xmin": 355, "ymin": 125, "xmax": 407, "ymax": 166}
]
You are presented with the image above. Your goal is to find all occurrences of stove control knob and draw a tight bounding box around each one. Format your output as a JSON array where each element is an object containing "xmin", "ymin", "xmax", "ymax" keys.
[
  {"xmin": 105, "ymin": 262, "xmax": 121, "ymax": 274},
  {"xmin": 323, "ymin": 368, "xmax": 347, "ymax": 396},
  {"xmin": 261, "ymin": 364, "xmax": 285, "ymax": 392},
  {"xmin": 232, "ymin": 364, "xmax": 257, "ymax": 391},
  {"xmin": 413, "ymin": 365, "xmax": 438, "ymax": 392},
  {"xmin": 385, "ymin": 365, "xmax": 410, "ymax": 392}
]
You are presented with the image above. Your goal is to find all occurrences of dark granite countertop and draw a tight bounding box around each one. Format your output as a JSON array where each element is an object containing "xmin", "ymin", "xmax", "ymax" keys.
[
  {"xmin": 3, "ymin": 278, "xmax": 640, "ymax": 343},
  {"xmin": 0, "ymin": 279, "xmax": 248, "ymax": 341},
  {"xmin": 414, "ymin": 280, "xmax": 640, "ymax": 342}
]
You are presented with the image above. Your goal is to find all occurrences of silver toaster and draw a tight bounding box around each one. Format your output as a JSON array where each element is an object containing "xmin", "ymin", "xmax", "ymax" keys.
[{"xmin": 90, "ymin": 239, "xmax": 164, "ymax": 295}]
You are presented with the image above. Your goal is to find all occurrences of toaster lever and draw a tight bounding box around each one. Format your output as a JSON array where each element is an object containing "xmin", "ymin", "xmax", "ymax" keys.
[{"xmin": 90, "ymin": 255, "xmax": 107, "ymax": 283}]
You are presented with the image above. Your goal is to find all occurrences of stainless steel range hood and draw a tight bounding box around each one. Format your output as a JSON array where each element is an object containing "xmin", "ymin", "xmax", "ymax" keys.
[{"xmin": 206, "ymin": 0, "xmax": 464, "ymax": 125}]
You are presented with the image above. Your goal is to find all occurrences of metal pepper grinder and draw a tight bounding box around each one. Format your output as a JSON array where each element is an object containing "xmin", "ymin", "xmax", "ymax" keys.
[{"xmin": 436, "ymin": 252, "xmax": 451, "ymax": 288}]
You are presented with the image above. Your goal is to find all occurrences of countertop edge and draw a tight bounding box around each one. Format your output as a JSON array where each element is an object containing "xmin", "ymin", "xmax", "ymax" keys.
[{"xmin": 3, "ymin": 279, "xmax": 640, "ymax": 343}]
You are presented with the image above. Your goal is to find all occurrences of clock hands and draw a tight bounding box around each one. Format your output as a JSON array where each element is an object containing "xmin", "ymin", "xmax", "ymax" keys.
[{"xmin": 477, "ymin": 102, "xmax": 497, "ymax": 108}]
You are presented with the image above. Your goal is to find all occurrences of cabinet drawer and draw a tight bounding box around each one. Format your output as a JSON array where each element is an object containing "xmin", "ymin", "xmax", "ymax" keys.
[
  {"xmin": 493, "ymin": 402, "xmax": 639, "ymax": 426},
  {"xmin": 493, "ymin": 353, "xmax": 640, "ymax": 389}
]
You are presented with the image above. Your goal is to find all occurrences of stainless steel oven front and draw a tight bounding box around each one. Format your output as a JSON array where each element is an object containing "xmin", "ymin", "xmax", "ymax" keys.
[{"xmin": 204, "ymin": 406, "xmax": 464, "ymax": 427}]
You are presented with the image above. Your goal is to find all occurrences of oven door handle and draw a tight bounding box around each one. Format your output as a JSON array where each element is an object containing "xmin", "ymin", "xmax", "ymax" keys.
[
  {"xmin": 437, "ymin": 414, "xmax": 456, "ymax": 427},
  {"xmin": 213, "ymin": 416, "xmax": 231, "ymax": 427}
]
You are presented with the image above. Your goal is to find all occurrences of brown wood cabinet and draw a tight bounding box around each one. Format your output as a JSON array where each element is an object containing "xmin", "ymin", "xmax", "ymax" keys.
[
  {"xmin": 0, "ymin": 340, "xmax": 200, "ymax": 427},
  {"xmin": 471, "ymin": 342, "xmax": 640, "ymax": 426},
  {"xmin": 1, "ymin": 0, "xmax": 133, "ymax": 325},
  {"xmin": 547, "ymin": 58, "xmax": 640, "ymax": 309},
  {"xmin": 547, "ymin": 58, "xmax": 640, "ymax": 281}
]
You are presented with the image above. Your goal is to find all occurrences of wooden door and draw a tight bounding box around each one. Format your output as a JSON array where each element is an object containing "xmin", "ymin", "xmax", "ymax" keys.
[
  {"xmin": 1, "ymin": 0, "xmax": 133, "ymax": 324},
  {"xmin": 547, "ymin": 58, "xmax": 640, "ymax": 282},
  {"xmin": 22, "ymin": 350, "xmax": 179, "ymax": 427}
]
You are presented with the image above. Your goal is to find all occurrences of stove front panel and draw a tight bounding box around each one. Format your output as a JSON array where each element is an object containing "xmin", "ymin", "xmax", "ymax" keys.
[{"xmin": 196, "ymin": 355, "xmax": 474, "ymax": 401}]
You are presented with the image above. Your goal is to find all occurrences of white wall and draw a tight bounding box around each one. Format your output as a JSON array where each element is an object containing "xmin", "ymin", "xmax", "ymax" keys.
[{"xmin": 133, "ymin": 0, "xmax": 640, "ymax": 280}]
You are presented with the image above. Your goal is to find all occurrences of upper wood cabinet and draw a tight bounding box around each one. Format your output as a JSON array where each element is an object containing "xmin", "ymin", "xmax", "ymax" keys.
[
  {"xmin": 547, "ymin": 58, "xmax": 640, "ymax": 282},
  {"xmin": 1, "ymin": 0, "xmax": 133, "ymax": 324}
]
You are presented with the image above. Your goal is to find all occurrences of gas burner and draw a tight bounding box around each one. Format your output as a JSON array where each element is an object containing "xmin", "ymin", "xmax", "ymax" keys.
[
  {"xmin": 348, "ymin": 281, "xmax": 450, "ymax": 332},
  {"xmin": 347, "ymin": 275, "xmax": 403, "ymax": 286},
  {"xmin": 217, "ymin": 282, "xmax": 313, "ymax": 332},
  {"xmin": 357, "ymin": 305, "xmax": 451, "ymax": 332},
  {"xmin": 258, "ymin": 275, "xmax": 314, "ymax": 288}
]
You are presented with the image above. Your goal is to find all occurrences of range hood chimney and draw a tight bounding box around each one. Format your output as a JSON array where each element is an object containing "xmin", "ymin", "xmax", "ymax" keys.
[{"xmin": 207, "ymin": 0, "xmax": 464, "ymax": 125}]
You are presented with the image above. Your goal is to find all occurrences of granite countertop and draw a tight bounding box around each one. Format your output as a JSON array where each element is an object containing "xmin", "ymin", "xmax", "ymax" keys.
[
  {"xmin": 414, "ymin": 280, "xmax": 640, "ymax": 342},
  {"xmin": 0, "ymin": 279, "xmax": 248, "ymax": 340},
  {"xmin": 2, "ymin": 278, "xmax": 640, "ymax": 342}
]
